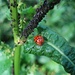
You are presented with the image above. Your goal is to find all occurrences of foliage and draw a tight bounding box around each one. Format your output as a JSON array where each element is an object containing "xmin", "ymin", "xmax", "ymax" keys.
[
  {"xmin": 22, "ymin": 24, "xmax": 75, "ymax": 74},
  {"xmin": 0, "ymin": 0, "xmax": 75, "ymax": 75},
  {"xmin": 0, "ymin": 42, "xmax": 12, "ymax": 75}
]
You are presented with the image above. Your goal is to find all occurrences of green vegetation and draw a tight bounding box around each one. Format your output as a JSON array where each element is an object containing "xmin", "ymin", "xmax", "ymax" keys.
[{"xmin": 0, "ymin": 0, "xmax": 75, "ymax": 75}]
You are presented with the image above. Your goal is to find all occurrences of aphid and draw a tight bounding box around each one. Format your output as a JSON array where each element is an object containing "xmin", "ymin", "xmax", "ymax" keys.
[{"xmin": 34, "ymin": 35, "xmax": 44, "ymax": 46}]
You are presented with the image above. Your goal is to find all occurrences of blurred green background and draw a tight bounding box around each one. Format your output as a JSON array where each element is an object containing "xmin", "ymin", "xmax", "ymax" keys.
[{"xmin": 0, "ymin": 0, "xmax": 75, "ymax": 75}]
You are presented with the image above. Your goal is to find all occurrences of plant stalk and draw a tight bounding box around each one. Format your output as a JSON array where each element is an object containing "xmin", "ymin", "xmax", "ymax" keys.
[
  {"xmin": 14, "ymin": 45, "xmax": 21, "ymax": 75},
  {"xmin": 9, "ymin": 0, "xmax": 21, "ymax": 75}
]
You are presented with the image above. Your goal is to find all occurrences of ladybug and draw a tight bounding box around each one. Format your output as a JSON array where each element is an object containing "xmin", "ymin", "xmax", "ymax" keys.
[{"xmin": 34, "ymin": 35, "xmax": 44, "ymax": 46}]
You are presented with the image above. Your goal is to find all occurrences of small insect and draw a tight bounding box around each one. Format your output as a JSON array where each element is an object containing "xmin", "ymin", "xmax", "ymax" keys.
[{"xmin": 34, "ymin": 35, "xmax": 44, "ymax": 46}]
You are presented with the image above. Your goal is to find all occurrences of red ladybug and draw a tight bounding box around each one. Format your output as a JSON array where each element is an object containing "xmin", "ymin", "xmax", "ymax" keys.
[{"xmin": 34, "ymin": 35, "xmax": 44, "ymax": 46}]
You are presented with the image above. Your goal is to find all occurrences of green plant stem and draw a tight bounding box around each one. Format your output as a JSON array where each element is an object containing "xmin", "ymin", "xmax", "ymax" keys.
[
  {"xmin": 10, "ymin": 0, "xmax": 21, "ymax": 75},
  {"xmin": 14, "ymin": 45, "xmax": 21, "ymax": 75}
]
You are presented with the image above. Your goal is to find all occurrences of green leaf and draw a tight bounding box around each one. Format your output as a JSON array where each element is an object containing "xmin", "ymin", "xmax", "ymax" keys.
[
  {"xmin": 0, "ymin": 42, "xmax": 12, "ymax": 56},
  {"xmin": 0, "ymin": 0, "xmax": 9, "ymax": 23},
  {"xmin": 0, "ymin": 51, "xmax": 12, "ymax": 74},
  {"xmin": 21, "ymin": 6, "xmax": 35, "ymax": 15},
  {"xmin": 0, "ymin": 42, "xmax": 12, "ymax": 74},
  {"xmin": 22, "ymin": 25, "xmax": 75, "ymax": 74}
]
